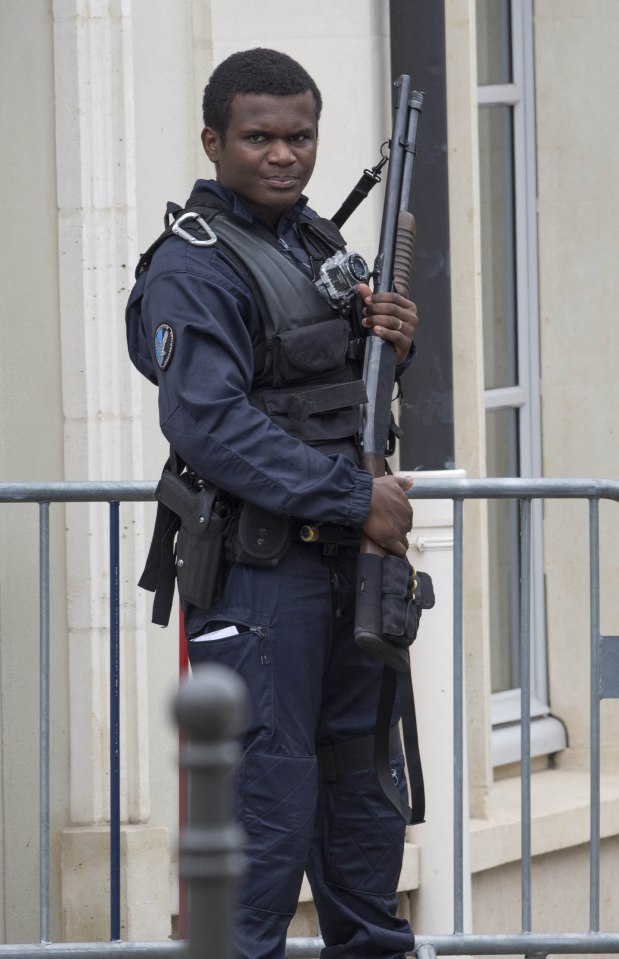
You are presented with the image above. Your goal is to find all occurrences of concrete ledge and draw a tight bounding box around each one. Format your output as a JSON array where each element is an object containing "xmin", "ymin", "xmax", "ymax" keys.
[{"xmin": 470, "ymin": 759, "xmax": 619, "ymax": 873}]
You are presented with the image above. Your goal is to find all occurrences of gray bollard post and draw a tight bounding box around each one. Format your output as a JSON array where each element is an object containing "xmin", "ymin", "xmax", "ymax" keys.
[{"xmin": 174, "ymin": 663, "xmax": 249, "ymax": 959}]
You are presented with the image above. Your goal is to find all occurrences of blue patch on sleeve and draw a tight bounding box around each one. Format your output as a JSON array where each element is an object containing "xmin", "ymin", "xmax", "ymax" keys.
[{"xmin": 154, "ymin": 323, "xmax": 175, "ymax": 370}]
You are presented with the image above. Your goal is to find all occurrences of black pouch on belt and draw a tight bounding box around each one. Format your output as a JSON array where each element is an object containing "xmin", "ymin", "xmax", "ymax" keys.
[{"xmin": 230, "ymin": 501, "xmax": 294, "ymax": 567}]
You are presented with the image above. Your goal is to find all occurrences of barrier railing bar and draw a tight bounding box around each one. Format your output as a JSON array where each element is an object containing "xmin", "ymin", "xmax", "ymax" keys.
[
  {"xmin": 0, "ymin": 943, "xmax": 182, "ymax": 957},
  {"xmin": 408, "ymin": 478, "xmax": 619, "ymax": 501},
  {"xmin": 39, "ymin": 503, "xmax": 51, "ymax": 945},
  {"xmin": 109, "ymin": 503, "xmax": 121, "ymax": 941},
  {"xmin": 411, "ymin": 932, "xmax": 619, "ymax": 954},
  {"xmin": 2, "ymin": 478, "xmax": 619, "ymax": 505},
  {"xmin": 453, "ymin": 498, "xmax": 464, "ymax": 934},
  {"xmin": 0, "ymin": 483, "xmax": 157, "ymax": 504},
  {"xmin": 6, "ymin": 931, "xmax": 619, "ymax": 958},
  {"xmin": 1, "ymin": 480, "xmax": 618, "ymax": 959},
  {"xmin": 519, "ymin": 498, "xmax": 532, "ymax": 933},
  {"xmin": 5, "ymin": 476, "xmax": 615, "ymax": 526},
  {"xmin": 284, "ymin": 932, "xmax": 619, "ymax": 957},
  {"xmin": 589, "ymin": 498, "xmax": 600, "ymax": 933}
]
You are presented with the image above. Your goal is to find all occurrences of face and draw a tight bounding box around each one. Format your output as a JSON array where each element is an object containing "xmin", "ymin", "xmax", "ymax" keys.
[{"xmin": 201, "ymin": 91, "xmax": 318, "ymax": 226}]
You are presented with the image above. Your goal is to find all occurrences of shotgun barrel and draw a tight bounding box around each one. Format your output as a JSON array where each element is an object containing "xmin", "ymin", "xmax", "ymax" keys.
[{"xmin": 355, "ymin": 77, "xmax": 424, "ymax": 657}]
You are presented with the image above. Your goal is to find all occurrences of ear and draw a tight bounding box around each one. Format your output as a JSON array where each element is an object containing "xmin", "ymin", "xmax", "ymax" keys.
[{"xmin": 201, "ymin": 127, "xmax": 220, "ymax": 164}]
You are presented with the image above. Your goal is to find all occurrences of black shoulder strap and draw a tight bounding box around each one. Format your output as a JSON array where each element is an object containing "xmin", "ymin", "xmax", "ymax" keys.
[
  {"xmin": 331, "ymin": 154, "xmax": 388, "ymax": 229},
  {"xmin": 133, "ymin": 202, "xmax": 184, "ymax": 278},
  {"xmin": 134, "ymin": 196, "xmax": 228, "ymax": 278}
]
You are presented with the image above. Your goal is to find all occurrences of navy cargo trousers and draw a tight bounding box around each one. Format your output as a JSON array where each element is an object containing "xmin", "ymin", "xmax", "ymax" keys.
[{"xmin": 187, "ymin": 541, "xmax": 414, "ymax": 959}]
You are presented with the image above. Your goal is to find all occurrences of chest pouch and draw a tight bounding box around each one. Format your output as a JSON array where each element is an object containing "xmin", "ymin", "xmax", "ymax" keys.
[{"xmin": 271, "ymin": 317, "xmax": 351, "ymax": 387}]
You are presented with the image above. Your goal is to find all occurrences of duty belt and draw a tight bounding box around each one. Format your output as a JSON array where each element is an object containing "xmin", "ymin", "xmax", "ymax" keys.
[{"xmin": 297, "ymin": 522, "xmax": 362, "ymax": 548}]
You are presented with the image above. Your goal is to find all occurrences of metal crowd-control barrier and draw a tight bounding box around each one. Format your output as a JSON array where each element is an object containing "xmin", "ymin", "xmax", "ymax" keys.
[
  {"xmin": 0, "ymin": 481, "xmax": 157, "ymax": 953},
  {"xmin": 0, "ymin": 478, "xmax": 618, "ymax": 958},
  {"xmin": 287, "ymin": 477, "xmax": 619, "ymax": 958}
]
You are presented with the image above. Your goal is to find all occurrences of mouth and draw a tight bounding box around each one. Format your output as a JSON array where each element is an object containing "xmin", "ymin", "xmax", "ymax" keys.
[{"xmin": 265, "ymin": 175, "xmax": 298, "ymax": 189}]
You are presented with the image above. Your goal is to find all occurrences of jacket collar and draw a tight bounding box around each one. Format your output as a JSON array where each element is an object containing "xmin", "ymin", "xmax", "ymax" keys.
[{"xmin": 187, "ymin": 179, "xmax": 313, "ymax": 235}]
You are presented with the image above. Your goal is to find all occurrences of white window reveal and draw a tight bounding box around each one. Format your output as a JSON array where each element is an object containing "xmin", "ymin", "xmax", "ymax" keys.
[{"xmin": 476, "ymin": 0, "xmax": 566, "ymax": 765}]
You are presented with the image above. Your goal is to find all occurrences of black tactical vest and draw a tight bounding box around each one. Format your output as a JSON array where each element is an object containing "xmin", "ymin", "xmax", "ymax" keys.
[{"xmin": 138, "ymin": 196, "xmax": 368, "ymax": 462}]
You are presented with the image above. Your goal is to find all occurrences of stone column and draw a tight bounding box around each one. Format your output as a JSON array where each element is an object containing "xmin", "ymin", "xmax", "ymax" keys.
[{"xmin": 53, "ymin": 0, "xmax": 170, "ymax": 939}]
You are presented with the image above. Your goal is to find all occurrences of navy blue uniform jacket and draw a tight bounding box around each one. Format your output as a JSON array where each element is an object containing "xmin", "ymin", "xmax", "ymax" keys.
[{"xmin": 126, "ymin": 180, "xmax": 411, "ymax": 528}]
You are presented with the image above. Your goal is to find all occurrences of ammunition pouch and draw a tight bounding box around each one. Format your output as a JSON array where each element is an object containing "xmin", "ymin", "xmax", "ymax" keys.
[
  {"xmin": 354, "ymin": 553, "xmax": 435, "ymax": 825},
  {"xmin": 381, "ymin": 555, "xmax": 435, "ymax": 648},
  {"xmin": 228, "ymin": 501, "xmax": 294, "ymax": 567},
  {"xmin": 355, "ymin": 554, "xmax": 435, "ymax": 670}
]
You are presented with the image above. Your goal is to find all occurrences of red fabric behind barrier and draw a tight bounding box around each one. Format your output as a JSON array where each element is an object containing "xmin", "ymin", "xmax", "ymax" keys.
[{"xmin": 179, "ymin": 608, "xmax": 188, "ymax": 938}]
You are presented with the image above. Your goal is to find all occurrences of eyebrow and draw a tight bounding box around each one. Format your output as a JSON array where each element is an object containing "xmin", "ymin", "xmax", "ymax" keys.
[{"xmin": 243, "ymin": 125, "xmax": 316, "ymax": 137}]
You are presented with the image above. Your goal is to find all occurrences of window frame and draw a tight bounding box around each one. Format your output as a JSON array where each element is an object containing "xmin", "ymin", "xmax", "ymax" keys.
[{"xmin": 477, "ymin": 0, "xmax": 565, "ymax": 763}]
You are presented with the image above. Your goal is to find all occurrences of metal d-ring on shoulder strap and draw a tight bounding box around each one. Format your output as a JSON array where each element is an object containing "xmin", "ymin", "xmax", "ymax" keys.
[
  {"xmin": 375, "ymin": 659, "xmax": 426, "ymax": 825},
  {"xmin": 134, "ymin": 203, "xmax": 218, "ymax": 278}
]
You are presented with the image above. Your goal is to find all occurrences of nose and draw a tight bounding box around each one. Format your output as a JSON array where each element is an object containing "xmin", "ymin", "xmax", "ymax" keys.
[{"xmin": 267, "ymin": 139, "xmax": 296, "ymax": 165}]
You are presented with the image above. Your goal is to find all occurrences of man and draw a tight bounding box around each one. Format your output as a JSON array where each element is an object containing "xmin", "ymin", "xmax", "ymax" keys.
[{"xmin": 127, "ymin": 48, "xmax": 417, "ymax": 959}]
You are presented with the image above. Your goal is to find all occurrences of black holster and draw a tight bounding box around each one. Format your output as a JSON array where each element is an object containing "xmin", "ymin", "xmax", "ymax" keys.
[
  {"xmin": 156, "ymin": 470, "xmax": 229, "ymax": 609},
  {"xmin": 139, "ymin": 462, "xmax": 230, "ymax": 626}
]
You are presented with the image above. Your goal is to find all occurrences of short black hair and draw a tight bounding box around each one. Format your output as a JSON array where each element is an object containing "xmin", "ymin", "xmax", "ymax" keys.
[{"xmin": 202, "ymin": 48, "xmax": 322, "ymax": 137}]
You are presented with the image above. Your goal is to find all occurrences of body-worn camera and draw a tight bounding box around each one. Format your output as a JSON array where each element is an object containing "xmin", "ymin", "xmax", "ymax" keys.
[{"xmin": 315, "ymin": 251, "xmax": 370, "ymax": 306}]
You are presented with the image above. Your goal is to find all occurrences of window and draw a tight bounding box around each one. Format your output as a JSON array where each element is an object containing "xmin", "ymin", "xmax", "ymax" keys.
[{"xmin": 476, "ymin": 0, "xmax": 565, "ymax": 763}]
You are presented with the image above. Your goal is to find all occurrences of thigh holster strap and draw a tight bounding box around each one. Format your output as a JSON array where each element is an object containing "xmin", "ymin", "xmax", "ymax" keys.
[{"xmin": 316, "ymin": 725, "xmax": 402, "ymax": 783}]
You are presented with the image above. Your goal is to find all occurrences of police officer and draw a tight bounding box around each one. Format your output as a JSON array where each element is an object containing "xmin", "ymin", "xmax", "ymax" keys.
[{"xmin": 127, "ymin": 48, "xmax": 418, "ymax": 959}]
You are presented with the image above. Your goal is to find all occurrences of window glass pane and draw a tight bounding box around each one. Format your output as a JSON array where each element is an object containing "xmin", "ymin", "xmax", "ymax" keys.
[
  {"xmin": 486, "ymin": 407, "xmax": 520, "ymax": 693},
  {"xmin": 476, "ymin": 0, "xmax": 512, "ymax": 85},
  {"xmin": 479, "ymin": 105, "xmax": 517, "ymax": 390}
]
